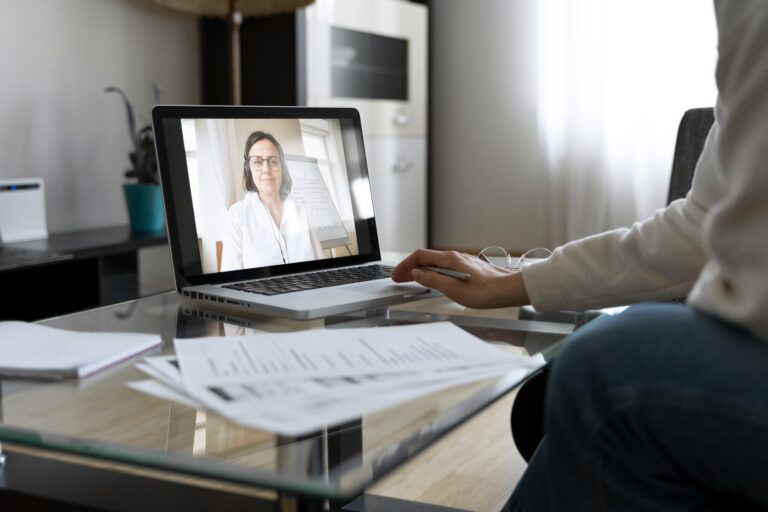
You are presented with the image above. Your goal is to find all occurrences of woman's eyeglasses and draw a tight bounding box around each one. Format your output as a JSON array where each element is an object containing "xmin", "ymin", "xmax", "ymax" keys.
[
  {"xmin": 477, "ymin": 246, "xmax": 552, "ymax": 271},
  {"xmin": 246, "ymin": 156, "xmax": 281, "ymax": 171}
]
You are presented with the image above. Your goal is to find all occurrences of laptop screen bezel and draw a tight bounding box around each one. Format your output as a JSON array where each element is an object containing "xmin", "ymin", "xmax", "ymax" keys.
[{"xmin": 152, "ymin": 105, "xmax": 382, "ymax": 289}]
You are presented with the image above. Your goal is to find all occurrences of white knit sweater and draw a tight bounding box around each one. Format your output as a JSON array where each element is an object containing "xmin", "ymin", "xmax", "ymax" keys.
[{"xmin": 522, "ymin": 0, "xmax": 768, "ymax": 342}]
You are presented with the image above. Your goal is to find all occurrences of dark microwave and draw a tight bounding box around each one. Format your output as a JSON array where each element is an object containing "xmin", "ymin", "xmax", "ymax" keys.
[{"xmin": 331, "ymin": 27, "xmax": 408, "ymax": 101}]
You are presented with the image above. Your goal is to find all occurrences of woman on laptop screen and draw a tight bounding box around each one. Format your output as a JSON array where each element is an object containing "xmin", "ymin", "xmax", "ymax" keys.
[{"xmin": 220, "ymin": 131, "xmax": 322, "ymax": 270}]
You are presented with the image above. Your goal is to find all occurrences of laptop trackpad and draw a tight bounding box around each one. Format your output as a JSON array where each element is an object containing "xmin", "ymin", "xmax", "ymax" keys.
[{"xmin": 343, "ymin": 281, "xmax": 429, "ymax": 297}]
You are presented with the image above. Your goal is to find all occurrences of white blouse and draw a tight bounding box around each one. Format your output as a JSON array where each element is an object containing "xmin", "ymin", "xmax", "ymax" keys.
[{"xmin": 220, "ymin": 192, "xmax": 322, "ymax": 271}]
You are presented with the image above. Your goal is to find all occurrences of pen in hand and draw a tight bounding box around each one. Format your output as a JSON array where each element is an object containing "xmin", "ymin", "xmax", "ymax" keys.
[{"xmin": 417, "ymin": 266, "xmax": 471, "ymax": 281}]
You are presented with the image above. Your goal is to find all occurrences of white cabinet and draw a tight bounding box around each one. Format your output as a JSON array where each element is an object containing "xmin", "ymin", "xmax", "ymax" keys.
[
  {"xmin": 366, "ymin": 136, "xmax": 427, "ymax": 252},
  {"xmin": 304, "ymin": 0, "xmax": 427, "ymax": 138},
  {"xmin": 304, "ymin": 0, "xmax": 428, "ymax": 252}
]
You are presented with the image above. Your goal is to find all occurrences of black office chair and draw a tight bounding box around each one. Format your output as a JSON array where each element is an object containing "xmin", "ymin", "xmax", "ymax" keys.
[
  {"xmin": 508, "ymin": 107, "xmax": 767, "ymax": 510},
  {"xmin": 511, "ymin": 107, "xmax": 768, "ymax": 510},
  {"xmin": 511, "ymin": 107, "xmax": 715, "ymax": 460},
  {"xmin": 666, "ymin": 107, "xmax": 714, "ymax": 204},
  {"xmin": 511, "ymin": 107, "xmax": 715, "ymax": 462}
]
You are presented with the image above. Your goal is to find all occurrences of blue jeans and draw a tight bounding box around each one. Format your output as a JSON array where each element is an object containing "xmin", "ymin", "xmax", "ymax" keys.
[{"xmin": 505, "ymin": 303, "xmax": 768, "ymax": 512}]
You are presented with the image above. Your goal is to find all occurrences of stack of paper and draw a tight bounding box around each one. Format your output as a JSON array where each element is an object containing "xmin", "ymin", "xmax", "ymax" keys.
[
  {"xmin": 129, "ymin": 322, "xmax": 545, "ymax": 436},
  {"xmin": 0, "ymin": 321, "xmax": 162, "ymax": 380}
]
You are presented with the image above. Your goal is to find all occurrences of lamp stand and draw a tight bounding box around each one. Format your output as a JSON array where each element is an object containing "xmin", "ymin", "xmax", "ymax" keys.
[{"xmin": 227, "ymin": 0, "xmax": 243, "ymax": 105}]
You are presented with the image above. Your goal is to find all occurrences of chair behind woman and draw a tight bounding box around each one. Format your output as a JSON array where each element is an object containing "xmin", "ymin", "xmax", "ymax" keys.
[{"xmin": 510, "ymin": 107, "xmax": 715, "ymax": 461}]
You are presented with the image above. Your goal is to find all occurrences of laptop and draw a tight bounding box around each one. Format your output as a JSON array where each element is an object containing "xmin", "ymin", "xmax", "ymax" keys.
[{"xmin": 152, "ymin": 105, "xmax": 434, "ymax": 319}]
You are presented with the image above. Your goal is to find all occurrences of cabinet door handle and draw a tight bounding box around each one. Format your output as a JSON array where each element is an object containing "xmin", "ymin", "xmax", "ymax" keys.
[
  {"xmin": 393, "ymin": 113, "xmax": 411, "ymax": 126},
  {"xmin": 393, "ymin": 157, "xmax": 413, "ymax": 173}
]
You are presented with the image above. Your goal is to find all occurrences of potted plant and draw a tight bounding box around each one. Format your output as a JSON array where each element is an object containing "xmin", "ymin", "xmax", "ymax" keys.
[{"xmin": 105, "ymin": 85, "xmax": 164, "ymax": 232}]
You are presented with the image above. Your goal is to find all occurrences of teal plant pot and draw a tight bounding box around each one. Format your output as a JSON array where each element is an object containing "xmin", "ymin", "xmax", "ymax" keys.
[{"xmin": 123, "ymin": 183, "xmax": 165, "ymax": 232}]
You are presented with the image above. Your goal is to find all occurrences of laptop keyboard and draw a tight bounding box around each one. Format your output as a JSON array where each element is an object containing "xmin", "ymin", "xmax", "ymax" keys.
[{"xmin": 223, "ymin": 264, "xmax": 394, "ymax": 296}]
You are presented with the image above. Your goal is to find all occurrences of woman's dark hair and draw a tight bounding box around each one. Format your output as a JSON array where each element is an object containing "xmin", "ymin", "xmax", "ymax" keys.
[{"xmin": 242, "ymin": 131, "xmax": 292, "ymax": 199}]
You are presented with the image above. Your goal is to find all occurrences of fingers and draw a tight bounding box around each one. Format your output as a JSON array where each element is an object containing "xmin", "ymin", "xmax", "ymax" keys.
[
  {"xmin": 390, "ymin": 250, "xmax": 528, "ymax": 309},
  {"xmin": 392, "ymin": 249, "xmax": 474, "ymax": 282},
  {"xmin": 392, "ymin": 249, "xmax": 452, "ymax": 282},
  {"xmin": 411, "ymin": 267, "xmax": 460, "ymax": 295}
]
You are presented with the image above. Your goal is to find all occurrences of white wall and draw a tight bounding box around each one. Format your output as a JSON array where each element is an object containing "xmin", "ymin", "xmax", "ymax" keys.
[
  {"xmin": 430, "ymin": 0, "xmax": 542, "ymax": 252},
  {"xmin": 0, "ymin": 0, "xmax": 200, "ymax": 233}
]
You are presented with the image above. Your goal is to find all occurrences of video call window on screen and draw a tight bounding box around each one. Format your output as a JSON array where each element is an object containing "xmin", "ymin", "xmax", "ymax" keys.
[{"xmin": 180, "ymin": 118, "xmax": 360, "ymax": 275}]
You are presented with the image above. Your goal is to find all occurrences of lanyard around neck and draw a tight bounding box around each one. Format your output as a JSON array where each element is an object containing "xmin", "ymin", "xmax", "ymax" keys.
[{"xmin": 259, "ymin": 197, "xmax": 286, "ymax": 264}]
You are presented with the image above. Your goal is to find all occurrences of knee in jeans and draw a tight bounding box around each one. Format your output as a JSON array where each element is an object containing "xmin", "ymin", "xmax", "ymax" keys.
[
  {"xmin": 549, "ymin": 304, "xmax": 690, "ymax": 400},
  {"xmin": 551, "ymin": 318, "xmax": 617, "ymax": 385},
  {"xmin": 544, "ymin": 316, "xmax": 650, "ymax": 436}
]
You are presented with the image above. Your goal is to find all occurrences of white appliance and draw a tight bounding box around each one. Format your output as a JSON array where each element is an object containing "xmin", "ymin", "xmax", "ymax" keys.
[
  {"xmin": 0, "ymin": 178, "xmax": 48, "ymax": 243},
  {"xmin": 304, "ymin": 0, "xmax": 428, "ymax": 253}
]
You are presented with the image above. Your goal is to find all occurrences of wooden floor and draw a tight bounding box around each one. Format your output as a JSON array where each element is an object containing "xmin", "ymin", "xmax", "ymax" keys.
[{"xmin": 367, "ymin": 389, "xmax": 527, "ymax": 512}]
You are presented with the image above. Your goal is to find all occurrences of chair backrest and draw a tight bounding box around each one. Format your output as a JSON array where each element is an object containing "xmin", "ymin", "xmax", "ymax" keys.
[
  {"xmin": 667, "ymin": 107, "xmax": 715, "ymax": 205},
  {"xmin": 515, "ymin": 106, "xmax": 717, "ymax": 461}
]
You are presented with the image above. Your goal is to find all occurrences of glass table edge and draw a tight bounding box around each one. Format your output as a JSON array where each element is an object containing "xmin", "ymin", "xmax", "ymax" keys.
[
  {"xmin": 0, "ymin": 343, "xmax": 563, "ymax": 501},
  {"xmin": 0, "ymin": 424, "xmax": 343, "ymax": 501},
  {"xmin": 0, "ymin": 291, "xmax": 582, "ymax": 500}
]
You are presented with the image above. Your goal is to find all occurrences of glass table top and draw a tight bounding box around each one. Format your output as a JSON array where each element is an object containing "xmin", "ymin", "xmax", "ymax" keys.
[{"xmin": 0, "ymin": 292, "xmax": 593, "ymax": 500}]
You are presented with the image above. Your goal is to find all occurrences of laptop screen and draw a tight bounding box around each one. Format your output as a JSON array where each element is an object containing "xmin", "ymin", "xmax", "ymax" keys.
[{"xmin": 153, "ymin": 107, "xmax": 381, "ymax": 287}]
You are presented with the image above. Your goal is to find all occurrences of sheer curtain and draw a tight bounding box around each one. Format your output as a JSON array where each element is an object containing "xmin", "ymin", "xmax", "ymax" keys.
[
  {"xmin": 197, "ymin": 119, "xmax": 241, "ymax": 211},
  {"xmin": 535, "ymin": 0, "xmax": 718, "ymax": 246},
  {"xmin": 195, "ymin": 119, "xmax": 241, "ymax": 273}
]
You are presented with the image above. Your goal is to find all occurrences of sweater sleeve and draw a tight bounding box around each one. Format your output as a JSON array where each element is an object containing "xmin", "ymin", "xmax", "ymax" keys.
[
  {"xmin": 523, "ymin": 0, "xmax": 768, "ymax": 345},
  {"xmin": 522, "ymin": 190, "xmax": 710, "ymax": 312}
]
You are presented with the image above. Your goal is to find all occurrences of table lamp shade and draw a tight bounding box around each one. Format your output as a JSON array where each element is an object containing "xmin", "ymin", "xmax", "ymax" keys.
[{"xmin": 152, "ymin": 0, "xmax": 314, "ymax": 17}]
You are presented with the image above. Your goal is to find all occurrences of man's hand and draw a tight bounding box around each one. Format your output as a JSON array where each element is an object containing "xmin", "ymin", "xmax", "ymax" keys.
[{"xmin": 391, "ymin": 249, "xmax": 531, "ymax": 309}]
